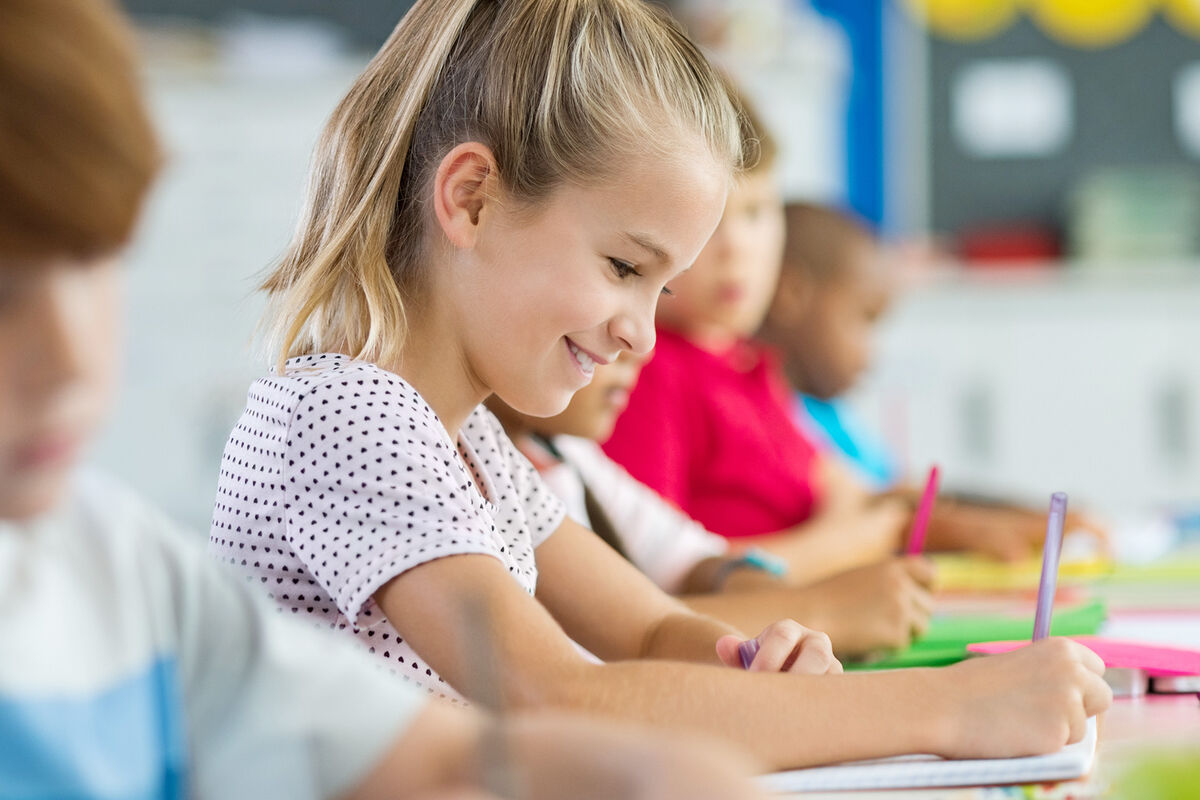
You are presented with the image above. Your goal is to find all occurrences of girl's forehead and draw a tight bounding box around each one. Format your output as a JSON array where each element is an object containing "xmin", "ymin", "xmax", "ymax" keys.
[
  {"xmin": 600, "ymin": 161, "xmax": 724, "ymax": 204},
  {"xmin": 556, "ymin": 154, "xmax": 726, "ymax": 233}
]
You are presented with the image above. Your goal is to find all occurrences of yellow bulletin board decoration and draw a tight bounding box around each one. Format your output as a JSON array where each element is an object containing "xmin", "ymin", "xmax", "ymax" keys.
[
  {"xmin": 1164, "ymin": 0, "xmax": 1200, "ymax": 39},
  {"xmin": 904, "ymin": 0, "xmax": 1019, "ymax": 42},
  {"xmin": 1026, "ymin": 0, "xmax": 1156, "ymax": 48}
]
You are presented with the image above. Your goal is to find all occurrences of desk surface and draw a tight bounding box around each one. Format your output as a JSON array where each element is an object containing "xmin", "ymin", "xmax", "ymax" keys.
[{"xmin": 1101, "ymin": 693, "xmax": 1200, "ymax": 756}]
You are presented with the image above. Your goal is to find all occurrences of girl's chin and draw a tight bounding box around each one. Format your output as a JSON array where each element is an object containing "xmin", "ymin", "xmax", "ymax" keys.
[{"xmin": 496, "ymin": 390, "xmax": 574, "ymax": 420}]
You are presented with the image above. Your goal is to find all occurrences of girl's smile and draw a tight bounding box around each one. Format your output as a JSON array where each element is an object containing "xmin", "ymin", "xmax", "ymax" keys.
[{"xmin": 565, "ymin": 336, "xmax": 605, "ymax": 381}]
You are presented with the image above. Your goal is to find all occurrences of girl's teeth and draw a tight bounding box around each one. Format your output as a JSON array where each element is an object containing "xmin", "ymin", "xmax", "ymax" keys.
[{"xmin": 569, "ymin": 342, "xmax": 595, "ymax": 372}]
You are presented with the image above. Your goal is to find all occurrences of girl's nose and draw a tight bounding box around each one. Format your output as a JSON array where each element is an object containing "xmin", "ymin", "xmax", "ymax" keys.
[{"xmin": 610, "ymin": 301, "xmax": 656, "ymax": 357}]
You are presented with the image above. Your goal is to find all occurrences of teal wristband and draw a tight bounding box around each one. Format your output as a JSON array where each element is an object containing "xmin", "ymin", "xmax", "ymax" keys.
[
  {"xmin": 712, "ymin": 547, "xmax": 788, "ymax": 589},
  {"xmin": 740, "ymin": 547, "xmax": 788, "ymax": 576}
]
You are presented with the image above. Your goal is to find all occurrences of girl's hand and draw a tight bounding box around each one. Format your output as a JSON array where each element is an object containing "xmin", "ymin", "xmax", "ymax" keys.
[
  {"xmin": 791, "ymin": 556, "xmax": 935, "ymax": 658},
  {"xmin": 715, "ymin": 620, "xmax": 842, "ymax": 675},
  {"xmin": 932, "ymin": 638, "xmax": 1112, "ymax": 759},
  {"xmin": 838, "ymin": 497, "xmax": 911, "ymax": 563},
  {"xmin": 926, "ymin": 504, "xmax": 1110, "ymax": 562}
]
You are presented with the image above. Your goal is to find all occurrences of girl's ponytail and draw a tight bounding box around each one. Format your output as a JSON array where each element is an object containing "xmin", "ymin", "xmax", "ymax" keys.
[{"xmin": 263, "ymin": 0, "xmax": 483, "ymax": 370}]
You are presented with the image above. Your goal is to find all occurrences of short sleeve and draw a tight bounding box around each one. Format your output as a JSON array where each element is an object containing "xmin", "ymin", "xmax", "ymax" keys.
[
  {"xmin": 537, "ymin": 462, "xmax": 589, "ymax": 527},
  {"xmin": 98, "ymin": 476, "xmax": 428, "ymax": 800},
  {"xmin": 280, "ymin": 371, "xmax": 512, "ymax": 626},
  {"xmin": 477, "ymin": 409, "xmax": 565, "ymax": 549}
]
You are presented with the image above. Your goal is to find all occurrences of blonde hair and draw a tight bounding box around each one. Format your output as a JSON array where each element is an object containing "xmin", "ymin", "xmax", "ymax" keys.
[
  {"xmin": 725, "ymin": 77, "xmax": 777, "ymax": 176},
  {"xmin": 262, "ymin": 0, "xmax": 744, "ymax": 370},
  {"xmin": 0, "ymin": 0, "xmax": 161, "ymax": 259}
]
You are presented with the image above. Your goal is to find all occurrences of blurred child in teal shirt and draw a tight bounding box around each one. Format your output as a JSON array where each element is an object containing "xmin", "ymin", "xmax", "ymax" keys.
[
  {"xmin": 759, "ymin": 203, "xmax": 1108, "ymax": 560},
  {"xmin": 760, "ymin": 203, "xmax": 899, "ymax": 490}
]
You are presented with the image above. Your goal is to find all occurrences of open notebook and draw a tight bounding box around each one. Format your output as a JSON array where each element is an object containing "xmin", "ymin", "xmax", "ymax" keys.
[{"xmin": 760, "ymin": 717, "xmax": 1096, "ymax": 793}]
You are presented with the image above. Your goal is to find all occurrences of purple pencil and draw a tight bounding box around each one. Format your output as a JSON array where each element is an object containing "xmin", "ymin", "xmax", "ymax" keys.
[
  {"xmin": 738, "ymin": 638, "xmax": 760, "ymax": 670},
  {"xmin": 1032, "ymin": 492, "xmax": 1069, "ymax": 641}
]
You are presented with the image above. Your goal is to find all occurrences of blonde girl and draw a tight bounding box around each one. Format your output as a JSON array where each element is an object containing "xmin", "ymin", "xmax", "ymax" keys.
[{"xmin": 212, "ymin": 0, "xmax": 1109, "ymax": 770}]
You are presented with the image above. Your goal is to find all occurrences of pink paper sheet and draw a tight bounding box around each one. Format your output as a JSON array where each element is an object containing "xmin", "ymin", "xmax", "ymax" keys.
[{"xmin": 966, "ymin": 636, "xmax": 1200, "ymax": 677}]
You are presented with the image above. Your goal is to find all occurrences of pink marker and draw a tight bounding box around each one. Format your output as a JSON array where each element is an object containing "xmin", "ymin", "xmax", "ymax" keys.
[{"xmin": 905, "ymin": 465, "xmax": 940, "ymax": 555}]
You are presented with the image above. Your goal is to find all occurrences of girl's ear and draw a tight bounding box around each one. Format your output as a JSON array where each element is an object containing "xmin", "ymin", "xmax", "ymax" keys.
[{"xmin": 432, "ymin": 141, "xmax": 500, "ymax": 249}]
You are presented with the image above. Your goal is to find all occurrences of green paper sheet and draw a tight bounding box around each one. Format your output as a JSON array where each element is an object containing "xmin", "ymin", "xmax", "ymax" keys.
[{"xmin": 845, "ymin": 599, "xmax": 1107, "ymax": 671}]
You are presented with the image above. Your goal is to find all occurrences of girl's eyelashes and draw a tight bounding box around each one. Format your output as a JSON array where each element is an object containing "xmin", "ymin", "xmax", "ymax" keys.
[
  {"xmin": 607, "ymin": 256, "xmax": 672, "ymax": 295},
  {"xmin": 608, "ymin": 257, "xmax": 640, "ymax": 280}
]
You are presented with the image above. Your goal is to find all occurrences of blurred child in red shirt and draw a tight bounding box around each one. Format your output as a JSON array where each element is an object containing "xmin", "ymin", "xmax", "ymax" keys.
[
  {"xmin": 604, "ymin": 93, "xmax": 1102, "ymax": 577},
  {"xmin": 602, "ymin": 91, "xmax": 909, "ymax": 581}
]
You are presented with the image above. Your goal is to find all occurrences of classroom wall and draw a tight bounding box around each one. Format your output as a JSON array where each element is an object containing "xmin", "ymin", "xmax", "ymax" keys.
[
  {"xmin": 91, "ymin": 45, "xmax": 368, "ymax": 533},
  {"xmin": 120, "ymin": 0, "xmax": 410, "ymax": 48}
]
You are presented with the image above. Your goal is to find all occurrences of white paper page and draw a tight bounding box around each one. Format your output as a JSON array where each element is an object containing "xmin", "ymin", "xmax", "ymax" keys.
[{"xmin": 760, "ymin": 717, "xmax": 1096, "ymax": 793}]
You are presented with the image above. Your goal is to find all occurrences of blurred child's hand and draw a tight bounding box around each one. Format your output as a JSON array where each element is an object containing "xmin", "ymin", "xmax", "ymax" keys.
[
  {"xmin": 786, "ymin": 557, "xmax": 935, "ymax": 658},
  {"xmin": 716, "ymin": 621, "xmax": 842, "ymax": 675},
  {"xmin": 925, "ymin": 504, "xmax": 1110, "ymax": 562},
  {"xmin": 482, "ymin": 712, "xmax": 771, "ymax": 800},
  {"xmin": 932, "ymin": 638, "xmax": 1111, "ymax": 759},
  {"xmin": 842, "ymin": 497, "xmax": 910, "ymax": 561}
]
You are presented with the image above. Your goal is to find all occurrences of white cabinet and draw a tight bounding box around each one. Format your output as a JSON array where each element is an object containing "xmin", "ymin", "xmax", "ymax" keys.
[{"xmin": 850, "ymin": 267, "xmax": 1200, "ymax": 513}]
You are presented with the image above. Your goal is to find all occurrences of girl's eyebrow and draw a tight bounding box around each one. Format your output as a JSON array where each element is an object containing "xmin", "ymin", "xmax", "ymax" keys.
[{"xmin": 621, "ymin": 231, "xmax": 670, "ymax": 265}]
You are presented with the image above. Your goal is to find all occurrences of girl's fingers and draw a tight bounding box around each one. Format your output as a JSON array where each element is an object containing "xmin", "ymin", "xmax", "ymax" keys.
[
  {"xmin": 726, "ymin": 622, "xmax": 843, "ymax": 675},
  {"xmin": 902, "ymin": 555, "xmax": 937, "ymax": 587},
  {"xmin": 909, "ymin": 609, "xmax": 932, "ymax": 641},
  {"xmin": 714, "ymin": 634, "xmax": 749, "ymax": 669},
  {"xmin": 1067, "ymin": 640, "xmax": 1106, "ymax": 675},
  {"xmin": 910, "ymin": 584, "xmax": 936, "ymax": 618},
  {"xmin": 786, "ymin": 631, "xmax": 840, "ymax": 675},
  {"xmin": 1081, "ymin": 670, "xmax": 1113, "ymax": 716},
  {"xmin": 749, "ymin": 623, "xmax": 805, "ymax": 672},
  {"xmin": 1065, "ymin": 707, "xmax": 1089, "ymax": 746}
]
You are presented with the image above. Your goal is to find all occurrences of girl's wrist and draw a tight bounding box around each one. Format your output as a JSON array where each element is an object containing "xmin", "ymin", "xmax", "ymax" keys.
[
  {"xmin": 902, "ymin": 666, "xmax": 959, "ymax": 755},
  {"xmin": 711, "ymin": 548, "xmax": 788, "ymax": 592}
]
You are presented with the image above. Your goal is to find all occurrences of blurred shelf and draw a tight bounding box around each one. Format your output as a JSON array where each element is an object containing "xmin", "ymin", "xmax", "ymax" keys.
[{"xmin": 919, "ymin": 260, "xmax": 1200, "ymax": 289}]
